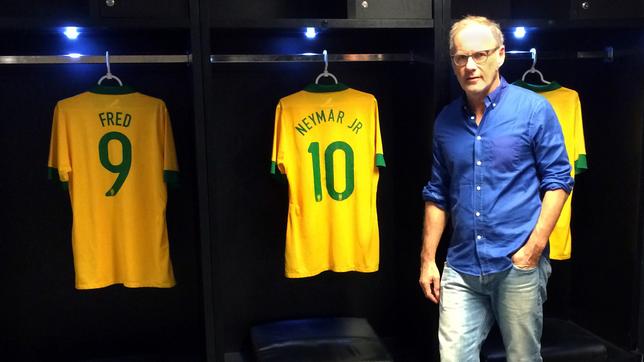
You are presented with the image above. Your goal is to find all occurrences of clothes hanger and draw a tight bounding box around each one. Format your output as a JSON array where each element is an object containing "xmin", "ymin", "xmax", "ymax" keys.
[
  {"xmin": 521, "ymin": 48, "xmax": 551, "ymax": 85},
  {"xmin": 97, "ymin": 51, "xmax": 124, "ymax": 86},
  {"xmin": 315, "ymin": 50, "xmax": 338, "ymax": 84}
]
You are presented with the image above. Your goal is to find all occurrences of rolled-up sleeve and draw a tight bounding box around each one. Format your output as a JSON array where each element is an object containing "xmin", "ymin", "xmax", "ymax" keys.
[
  {"xmin": 530, "ymin": 100, "xmax": 574, "ymax": 193},
  {"xmin": 422, "ymin": 130, "xmax": 450, "ymax": 210}
]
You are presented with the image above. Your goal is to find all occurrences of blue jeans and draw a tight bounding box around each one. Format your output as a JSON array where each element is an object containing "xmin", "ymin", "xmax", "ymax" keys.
[{"xmin": 439, "ymin": 257, "xmax": 551, "ymax": 362}]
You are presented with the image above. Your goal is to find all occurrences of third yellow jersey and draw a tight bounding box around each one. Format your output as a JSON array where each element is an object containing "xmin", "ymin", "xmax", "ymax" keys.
[{"xmin": 515, "ymin": 81, "xmax": 588, "ymax": 259}]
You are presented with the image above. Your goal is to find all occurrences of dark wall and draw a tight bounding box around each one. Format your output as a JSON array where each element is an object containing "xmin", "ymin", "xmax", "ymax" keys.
[{"xmin": 0, "ymin": 29, "xmax": 204, "ymax": 361}]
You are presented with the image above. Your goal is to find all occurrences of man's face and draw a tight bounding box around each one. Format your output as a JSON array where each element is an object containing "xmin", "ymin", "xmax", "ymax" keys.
[{"xmin": 451, "ymin": 24, "xmax": 505, "ymax": 98}]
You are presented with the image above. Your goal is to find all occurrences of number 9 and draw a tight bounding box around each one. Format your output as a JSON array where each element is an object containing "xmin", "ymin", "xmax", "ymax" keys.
[{"xmin": 98, "ymin": 131, "xmax": 132, "ymax": 196}]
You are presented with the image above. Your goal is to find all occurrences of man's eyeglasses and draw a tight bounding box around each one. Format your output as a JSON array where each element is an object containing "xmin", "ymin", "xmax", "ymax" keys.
[{"xmin": 451, "ymin": 47, "xmax": 500, "ymax": 67}]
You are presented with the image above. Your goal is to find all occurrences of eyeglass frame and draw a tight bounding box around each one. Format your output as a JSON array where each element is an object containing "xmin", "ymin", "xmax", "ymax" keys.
[{"xmin": 450, "ymin": 46, "xmax": 501, "ymax": 67}]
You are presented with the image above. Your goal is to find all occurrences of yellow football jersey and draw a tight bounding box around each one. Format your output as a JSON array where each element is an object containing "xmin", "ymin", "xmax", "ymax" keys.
[
  {"xmin": 48, "ymin": 85, "xmax": 179, "ymax": 289},
  {"xmin": 271, "ymin": 83, "xmax": 385, "ymax": 278},
  {"xmin": 514, "ymin": 81, "xmax": 587, "ymax": 260}
]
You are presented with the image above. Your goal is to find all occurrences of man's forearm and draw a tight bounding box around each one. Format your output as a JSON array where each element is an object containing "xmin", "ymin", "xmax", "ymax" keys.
[
  {"xmin": 527, "ymin": 188, "xmax": 570, "ymax": 253},
  {"xmin": 421, "ymin": 202, "xmax": 447, "ymax": 263}
]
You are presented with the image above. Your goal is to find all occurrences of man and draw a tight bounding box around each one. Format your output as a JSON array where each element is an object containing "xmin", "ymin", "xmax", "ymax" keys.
[{"xmin": 419, "ymin": 16, "xmax": 574, "ymax": 361}]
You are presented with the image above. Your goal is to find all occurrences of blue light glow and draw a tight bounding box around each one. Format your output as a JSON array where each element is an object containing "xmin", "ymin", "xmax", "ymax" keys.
[
  {"xmin": 513, "ymin": 27, "xmax": 526, "ymax": 39},
  {"xmin": 305, "ymin": 27, "xmax": 317, "ymax": 39},
  {"xmin": 63, "ymin": 27, "xmax": 80, "ymax": 40},
  {"xmin": 66, "ymin": 53, "xmax": 82, "ymax": 59}
]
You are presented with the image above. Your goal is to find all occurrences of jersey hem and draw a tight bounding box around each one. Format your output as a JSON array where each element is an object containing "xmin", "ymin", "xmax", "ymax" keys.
[
  {"xmin": 548, "ymin": 253, "xmax": 571, "ymax": 260},
  {"xmin": 285, "ymin": 266, "xmax": 379, "ymax": 278},
  {"xmin": 75, "ymin": 280, "xmax": 176, "ymax": 289}
]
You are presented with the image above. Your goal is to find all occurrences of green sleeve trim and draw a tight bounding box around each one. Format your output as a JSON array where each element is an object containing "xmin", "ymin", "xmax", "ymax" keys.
[
  {"xmin": 270, "ymin": 161, "xmax": 287, "ymax": 183},
  {"xmin": 272, "ymin": 172, "xmax": 287, "ymax": 184},
  {"xmin": 575, "ymin": 154, "xmax": 588, "ymax": 175},
  {"xmin": 376, "ymin": 154, "xmax": 386, "ymax": 167},
  {"xmin": 48, "ymin": 167, "xmax": 58, "ymax": 180},
  {"xmin": 164, "ymin": 170, "xmax": 180, "ymax": 188},
  {"xmin": 270, "ymin": 161, "xmax": 278, "ymax": 175},
  {"xmin": 48, "ymin": 167, "xmax": 68, "ymax": 190}
]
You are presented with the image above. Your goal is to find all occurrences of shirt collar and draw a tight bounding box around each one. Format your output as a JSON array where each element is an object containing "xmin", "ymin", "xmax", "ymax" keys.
[
  {"xmin": 484, "ymin": 76, "xmax": 508, "ymax": 108},
  {"xmin": 89, "ymin": 85, "xmax": 136, "ymax": 95},
  {"xmin": 303, "ymin": 83, "xmax": 349, "ymax": 93},
  {"xmin": 460, "ymin": 76, "xmax": 508, "ymax": 114}
]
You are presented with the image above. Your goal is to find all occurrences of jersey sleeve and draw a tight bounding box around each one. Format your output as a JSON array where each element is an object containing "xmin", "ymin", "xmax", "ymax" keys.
[
  {"xmin": 373, "ymin": 97, "xmax": 386, "ymax": 168},
  {"xmin": 271, "ymin": 101, "xmax": 286, "ymax": 175},
  {"xmin": 47, "ymin": 103, "xmax": 71, "ymax": 189},
  {"xmin": 161, "ymin": 102, "xmax": 180, "ymax": 186},
  {"xmin": 573, "ymin": 95, "xmax": 588, "ymax": 175}
]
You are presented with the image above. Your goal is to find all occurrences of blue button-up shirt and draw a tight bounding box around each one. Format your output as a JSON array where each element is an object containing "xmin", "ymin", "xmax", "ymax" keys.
[{"xmin": 422, "ymin": 77, "xmax": 574, "ymax": 276}]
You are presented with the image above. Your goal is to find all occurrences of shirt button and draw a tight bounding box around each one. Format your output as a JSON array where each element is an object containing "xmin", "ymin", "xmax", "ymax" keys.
[
  {"xmin": 492, "ymin": 103, "xmax": 496, "ymax": 107},
  {"xmin": 476, "ymin": 185, "xmax": 481, "ymax": 191},
  {"xmin": 476, "ymin": 136, "xmax": 481, "ymax": 140},
  {"xmin": 477, "ymin": 235, "xmax": 482, "ymax": 240},
  {"xmin": 476, "ymin": 160, "xmax": 482, "ymax": 166},
  {"xmin": 470, "ymin": 116, "xmax": 475, "ymax": 120},
  {"xmin": 475, "ymin": 212, "xmax": 481, "ymax": 217}
]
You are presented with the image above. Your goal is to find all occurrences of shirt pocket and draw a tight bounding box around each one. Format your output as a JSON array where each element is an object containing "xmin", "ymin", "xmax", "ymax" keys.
[{"xmin": 487, "ymin": 136, "xmax": 522, "ymax": 173}]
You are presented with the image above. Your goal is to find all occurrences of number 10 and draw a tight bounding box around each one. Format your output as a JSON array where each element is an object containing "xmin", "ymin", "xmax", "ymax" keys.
[{"xmin": 307, "ymin": 141, "xmax": 355, "ymax": 202}]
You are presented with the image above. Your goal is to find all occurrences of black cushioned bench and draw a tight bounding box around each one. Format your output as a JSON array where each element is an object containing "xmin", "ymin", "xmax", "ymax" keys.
[
  {"xmin": 250, "ymin": 317, "xmax": 393, "ymax": 362},
  {"xmin": 481, "ymin": 318, "xmax": 608, "ymax": 361}
]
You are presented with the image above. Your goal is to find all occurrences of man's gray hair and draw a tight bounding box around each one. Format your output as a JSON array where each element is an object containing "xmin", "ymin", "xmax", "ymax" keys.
[{"xmin": 449, "ymin": 15, "xmax": 504, "ymax": 54}]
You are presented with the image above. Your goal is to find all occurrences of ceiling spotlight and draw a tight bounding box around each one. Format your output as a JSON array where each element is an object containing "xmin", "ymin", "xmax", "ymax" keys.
[
  {"xmin": 305, "ymin": 27, "xmax": 317, "ymax": 39},
  {"xmin": 63, "ymin": 27, "xmax": 80, "ymax": 40}
]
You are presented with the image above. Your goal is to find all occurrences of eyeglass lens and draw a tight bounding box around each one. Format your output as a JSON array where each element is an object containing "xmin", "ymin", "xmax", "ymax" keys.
[{"xmin": 453, "ymin": 51, "xmax": 488, "ymax": 66}]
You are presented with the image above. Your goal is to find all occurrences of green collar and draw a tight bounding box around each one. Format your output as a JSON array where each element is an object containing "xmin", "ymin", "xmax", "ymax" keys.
[
  {"xmin": 303, "ymin": 83, "xmax": 349, "ymax": 93},
  {"xmin": 512, "ymin": 80, "xmax": 562, "ymax": 92},
  {"xmin": 89, "ymin": 85, "xmax": 136, "ymax": 95}
]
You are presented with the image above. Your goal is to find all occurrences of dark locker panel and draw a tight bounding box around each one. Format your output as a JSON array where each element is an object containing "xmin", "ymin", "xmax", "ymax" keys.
[
  {"xmin": 571, "ymin": 0, "xmax": 644, "ymax": 19},
  {"xmin": 347, "ymin": 0, "xmax": 432, "ymax": 19},
  {"xmin": 451, "ymin": 0, "xmax": 511, "ymax": 20},
  {"xmin": 210, "ymin": 0, "xmax": 347, "ymax": 20},
  {"xmin": 96, "ymin": 0, "xmax": 189, "ymax": 19},
  {"xmin": 452, "ymin": 0, "xmax": 571, "ymax": 20},
  {"xmin": 1, "ymin": 1, "xmax": 90, "ymax": 18},
  {"xmin": 511, "ymin": 0, "xmax": 571, "ymax": 19}
]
